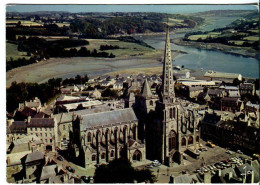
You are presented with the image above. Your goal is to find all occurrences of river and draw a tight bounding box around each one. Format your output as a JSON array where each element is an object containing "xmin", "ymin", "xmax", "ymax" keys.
[{"xmin": 134, "ymin": 16, "xmax": 259, "ymax": 79}]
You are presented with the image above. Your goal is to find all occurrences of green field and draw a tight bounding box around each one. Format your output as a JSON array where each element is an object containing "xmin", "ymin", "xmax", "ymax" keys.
[
  {"xmin": 243, "ymin": 36, "xmax": 259, "ymax": 41},
  {"xmin": 6, "ymin": 20, "xmax": 43, "ymax": 26},
  {"xmin": 6, "ymin": 42, "xmax": 29, "ymax": 61},
  {"xmin": 228, "ymin": 40, "xmax": 245, "ymax": 45},
  {"xmin": 66, "ymin": 39, "xmax": 156, "ymax": 58},
  {"xmin": 188, "ymin": 33, "xmax": 219, "ymax": 41}
]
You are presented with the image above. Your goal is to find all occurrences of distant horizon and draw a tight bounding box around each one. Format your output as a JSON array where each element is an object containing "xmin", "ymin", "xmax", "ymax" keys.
[{"xmin": 6, "ymin": 4, "xmax": 258, "ymax": 14}]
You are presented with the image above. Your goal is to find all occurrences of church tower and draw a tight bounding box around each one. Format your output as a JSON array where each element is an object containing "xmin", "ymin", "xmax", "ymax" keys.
[{"xmin": 161, "ymin": 25, "xmax": 175, "ymax": 103}]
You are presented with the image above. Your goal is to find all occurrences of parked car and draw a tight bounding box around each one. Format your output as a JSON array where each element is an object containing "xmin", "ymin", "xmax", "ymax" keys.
[
  {"xmin": 206, "ymin": 142, "xmax": 215, "ymax": 148},
  {"xmin": 57, "ymin": 156, "xmax": 63, "ymax": 161},
  {"xmin": 226, "ymin": 150, "xmax": 233, "ymax": 154},
  {"xmin": 66, "ymin": 166, "xmax": 75, "ymax": 173}
]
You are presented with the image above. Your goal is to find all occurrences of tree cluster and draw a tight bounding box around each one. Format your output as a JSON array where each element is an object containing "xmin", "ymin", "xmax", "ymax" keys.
[
  {"xmin": 62, "ymin": 74, "xmax": 89, "ymax": 85},
  {"xmin": 100, "ymin": 44, "xmax": 120, "ymax": 50},
  {"xmin": 7, "ymin": 78, "xmax": 62, "ymax": 113},
  {"xmin": 93, "ymin": 158, "xmax": 156, "ymax": 183}
]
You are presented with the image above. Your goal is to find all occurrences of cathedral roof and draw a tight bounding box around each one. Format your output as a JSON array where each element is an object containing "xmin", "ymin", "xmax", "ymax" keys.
[{"xmin": 80, "ymin": 108, "xmax": 137, "ymax": 131}]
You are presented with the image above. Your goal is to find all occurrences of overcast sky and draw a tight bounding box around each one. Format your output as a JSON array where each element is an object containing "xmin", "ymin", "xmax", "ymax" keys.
[{"xmin": 6, "ymin": 4, "xmax": 258, "ymax": 13}]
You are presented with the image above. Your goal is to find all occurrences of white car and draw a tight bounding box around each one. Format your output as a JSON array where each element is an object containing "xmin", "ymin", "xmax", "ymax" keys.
[{"xmin": 152, "ymin": 160, "xmax": 160, "ymax": 166}]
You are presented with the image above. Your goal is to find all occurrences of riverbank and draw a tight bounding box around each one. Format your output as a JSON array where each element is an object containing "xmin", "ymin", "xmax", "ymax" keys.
[{"xmin": 172, "ymin": 38, "xmax": 259, "ymax": 60}]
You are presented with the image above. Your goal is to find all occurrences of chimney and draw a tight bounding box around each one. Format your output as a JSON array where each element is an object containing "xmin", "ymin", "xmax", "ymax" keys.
[
  {"xmin": 226, "ymin": 171, "xmax": 233, "ymax": 181},
  {"xmin": 27, "ymin": 116, "xmax": 31, "ymax": 123},
  {"xmin": 169, "ymin": 175, "xmax": 175, "ymax": 183},
  {"xmin": 247, "ymin": 170, "xmax": 254, "ymax": 183},
  {"xmin": 204, "ymin": 172, "xmax": 211, "ymax": 183},
  {"xmin": 247, "ymin": 160, "xmax": 253, "ymax": 166},
  {"xmin": 217, "ymin": 169, "xmax": 222, "ymax": 177}
]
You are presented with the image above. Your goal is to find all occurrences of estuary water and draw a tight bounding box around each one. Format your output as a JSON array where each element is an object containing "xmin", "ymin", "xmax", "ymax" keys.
[{"xmin": 135, "ymin": 16, "xmax": 259, "ymax": 79}]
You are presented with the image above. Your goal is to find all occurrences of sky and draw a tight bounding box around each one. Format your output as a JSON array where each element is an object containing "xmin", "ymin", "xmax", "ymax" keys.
[{"xmin": 6, "ymin": 4, "xmax": 258, "ymax": 13}]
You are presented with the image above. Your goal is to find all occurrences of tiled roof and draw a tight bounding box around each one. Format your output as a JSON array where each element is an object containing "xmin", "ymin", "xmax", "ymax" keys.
[{"xmin": 28, "ymin": 118, "xmax": 54, "ymax": 127}]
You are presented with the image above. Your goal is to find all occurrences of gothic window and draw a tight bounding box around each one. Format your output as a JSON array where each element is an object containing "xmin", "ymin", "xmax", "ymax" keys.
[
  {"xmin": 181, "ymin": 138, "xmax": 186, "ymax": 146},
  {"xmin": 168, "ymin": 131, "xmax": 177, "ymax": 152},
  {"xmin": 150, "ymin": 100, "xmax": 153, "ymax": 106},
  {"xmin": 87, "ymin": 132, "xmax": 91, "ymax": 142},
  {"xmin": 111, "ymin": 150, "xmax": 114, "ymax": 157},
  {"xmin": 170, "ymin": 108, "xmax": 173, "ymax": 119},
  {"xmin": 101, "ymin": 153, "xmax": 105, "ymax": 159},
  {"xmin": 188, "ymin": 136, "xmax": 193, "ymax": 145},
  {"xmin": 132, "ymin": 125, "xmax": 137, "ymax": 140},
  {"xmin": 173, "ymin": 108, "xmax": 175, "ymax": 118},
  {"xmin": 92, "ymin": 155, "xmax": 96, "ymax": 161},
  {"xmin": 196, "ymin": 136, "xmax": 199, "ymax": 142}
]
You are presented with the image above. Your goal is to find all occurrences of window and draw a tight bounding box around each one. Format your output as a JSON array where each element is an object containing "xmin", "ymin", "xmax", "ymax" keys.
[
  {"xmin": 50, "ymin": 133, "xmax": 52, "ymax": 137},
  {"xmin": 40, "ymin": 133, "xmax": 42, "ymax": 137},
  {"xmin": 40, "ymin": 128, "xmax": 42, "ymax": 131},
  {"xmin": 45, "ymin": 139, "xmax": 48, "ymax": 142},
  {"xmin": 45, "ymin": 133, "xmax": 47, "ymax": 137},
  {"xmin": 87, "ymin": 132, "xmax": 91, "ymax": 142},
  {"xmin": 150, "ymin": 100, "xmax": 153, "ymax": 106},
  {"xmin": 111, "ymin": 150, "xmax": 114, "ymax": 157},
  {"xmin": 101, "ymin": 153, "xmax": 105, "ymax": 159},
  {"xmin": 168, "ymin": 131, "xmax": 177, "ymax": 152},
  {"xmin": 50, "ymin": 139, "xmax": 52, "ymax": 143},
  {"xmin": 30, "ymin": 128, "xmax": 32, "ymax": 131},
  {"xmin": 63, "ymin": 125, "xmax": 65, "ymax": 130},
  {"xmin": 45, "ymin": 128, "xmax": 47, "ymax": 131},
  {"xmin": 92, "ymin": 155, "xmax": 96, "ymax": 161}
]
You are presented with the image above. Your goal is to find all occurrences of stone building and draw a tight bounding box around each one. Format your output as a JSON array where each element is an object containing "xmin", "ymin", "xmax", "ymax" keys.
[
  {"xmin": 134, "ymin": 26, "xmax": 202, "ymax": 166},
  {"xmin": 7, "ymin": 120, "xmax": 27, "ymax": 142},
  {"xmin": 27, "ymin": 118, "xmax": 57, "ymax": 151},
  {"xmin": 70, "ymin": 108, "xmax": 145, "ymax": 168}
]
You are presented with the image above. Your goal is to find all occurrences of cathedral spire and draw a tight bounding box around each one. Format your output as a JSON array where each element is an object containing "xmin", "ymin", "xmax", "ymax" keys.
[
  {"xmin": 161, "ymin": 25, "xmax": 175, "ymax": 103},
  {"xmin": 141, "ymin": 78, "xmax": 152, "ymax": 98}
]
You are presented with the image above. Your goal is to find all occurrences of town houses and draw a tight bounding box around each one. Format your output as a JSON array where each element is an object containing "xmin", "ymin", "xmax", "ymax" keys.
[{"xmin": 6, "ymin": 26, "xmax": 259, "ymax": 183}]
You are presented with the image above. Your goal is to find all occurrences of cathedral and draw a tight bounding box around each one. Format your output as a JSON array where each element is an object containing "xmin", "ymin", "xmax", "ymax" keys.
[{"xmin": 133, "ymin": 26, "xmax": 202, "ymax": 166}]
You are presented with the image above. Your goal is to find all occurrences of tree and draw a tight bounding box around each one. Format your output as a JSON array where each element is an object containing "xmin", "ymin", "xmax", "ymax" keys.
[
  {"xmin": 93, "ymin": 158, "xmax": 155, "ymax": 183},
  {"xmin": 101, "ymin": 88, "xmax": 118, "ymax": 98}
]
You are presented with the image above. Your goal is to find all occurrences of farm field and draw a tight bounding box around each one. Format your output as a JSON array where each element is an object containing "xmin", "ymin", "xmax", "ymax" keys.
[
  {"xmin": 6, "ymin": 42, "xmax": 29, "ymax": 61},
  {"xmin": 66, "ymin": 39, "xmax": 159, "ymax": 58},
  {"xmin": 6, "ymin": 20, "xmax": 43, "ymax": 26}
]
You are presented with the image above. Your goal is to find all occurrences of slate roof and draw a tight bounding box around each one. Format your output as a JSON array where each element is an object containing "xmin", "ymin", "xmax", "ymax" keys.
[
  {"xmin": 13, "ymin": 135, "xmax": 42, "ymax": 146},
  {"xmin": 25, "ymin": 101, "xmax": 40, "ymax": 108},
  {"xmin": 207, "ymin": 89, "xmax": 223, "ymax": 96},
  {"xmin": 8, "ymin": 121, "xmax": 27, "ymax": 134},
  {"xmin": 80, "ymin": 108, "xmax": 137, "ymax": 131},
  {"xmin": 189, "ymin": 86, "xmax": 204, "ymax": 92},
  {"xmin": 28, "ymin": 118, "xmax": 54, "ymax": 127},
  {"xmin": 237, "ymin": 163, "xmax": 259, "ymax": 182},
  {"xmin": 24, "ymin": 151, "xmax": 45, "ymax": 163},
  {"xmin": 20, "ymin": 106, "xmax": 37, "ymax": 117},
  {"xmin": 221, "ymin": 97, "xmax": 239, "ymax": 102},
  {"xmin": 34, "ymin": 112, "xmax": 49, "ymax": 118},
  {"xmin": 40, "ymin": 165, "xmax": 57, "ymax": 180},
  {"xmin": 174, "ymin": 174, "xmax": 200, "ymax": 183}
]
